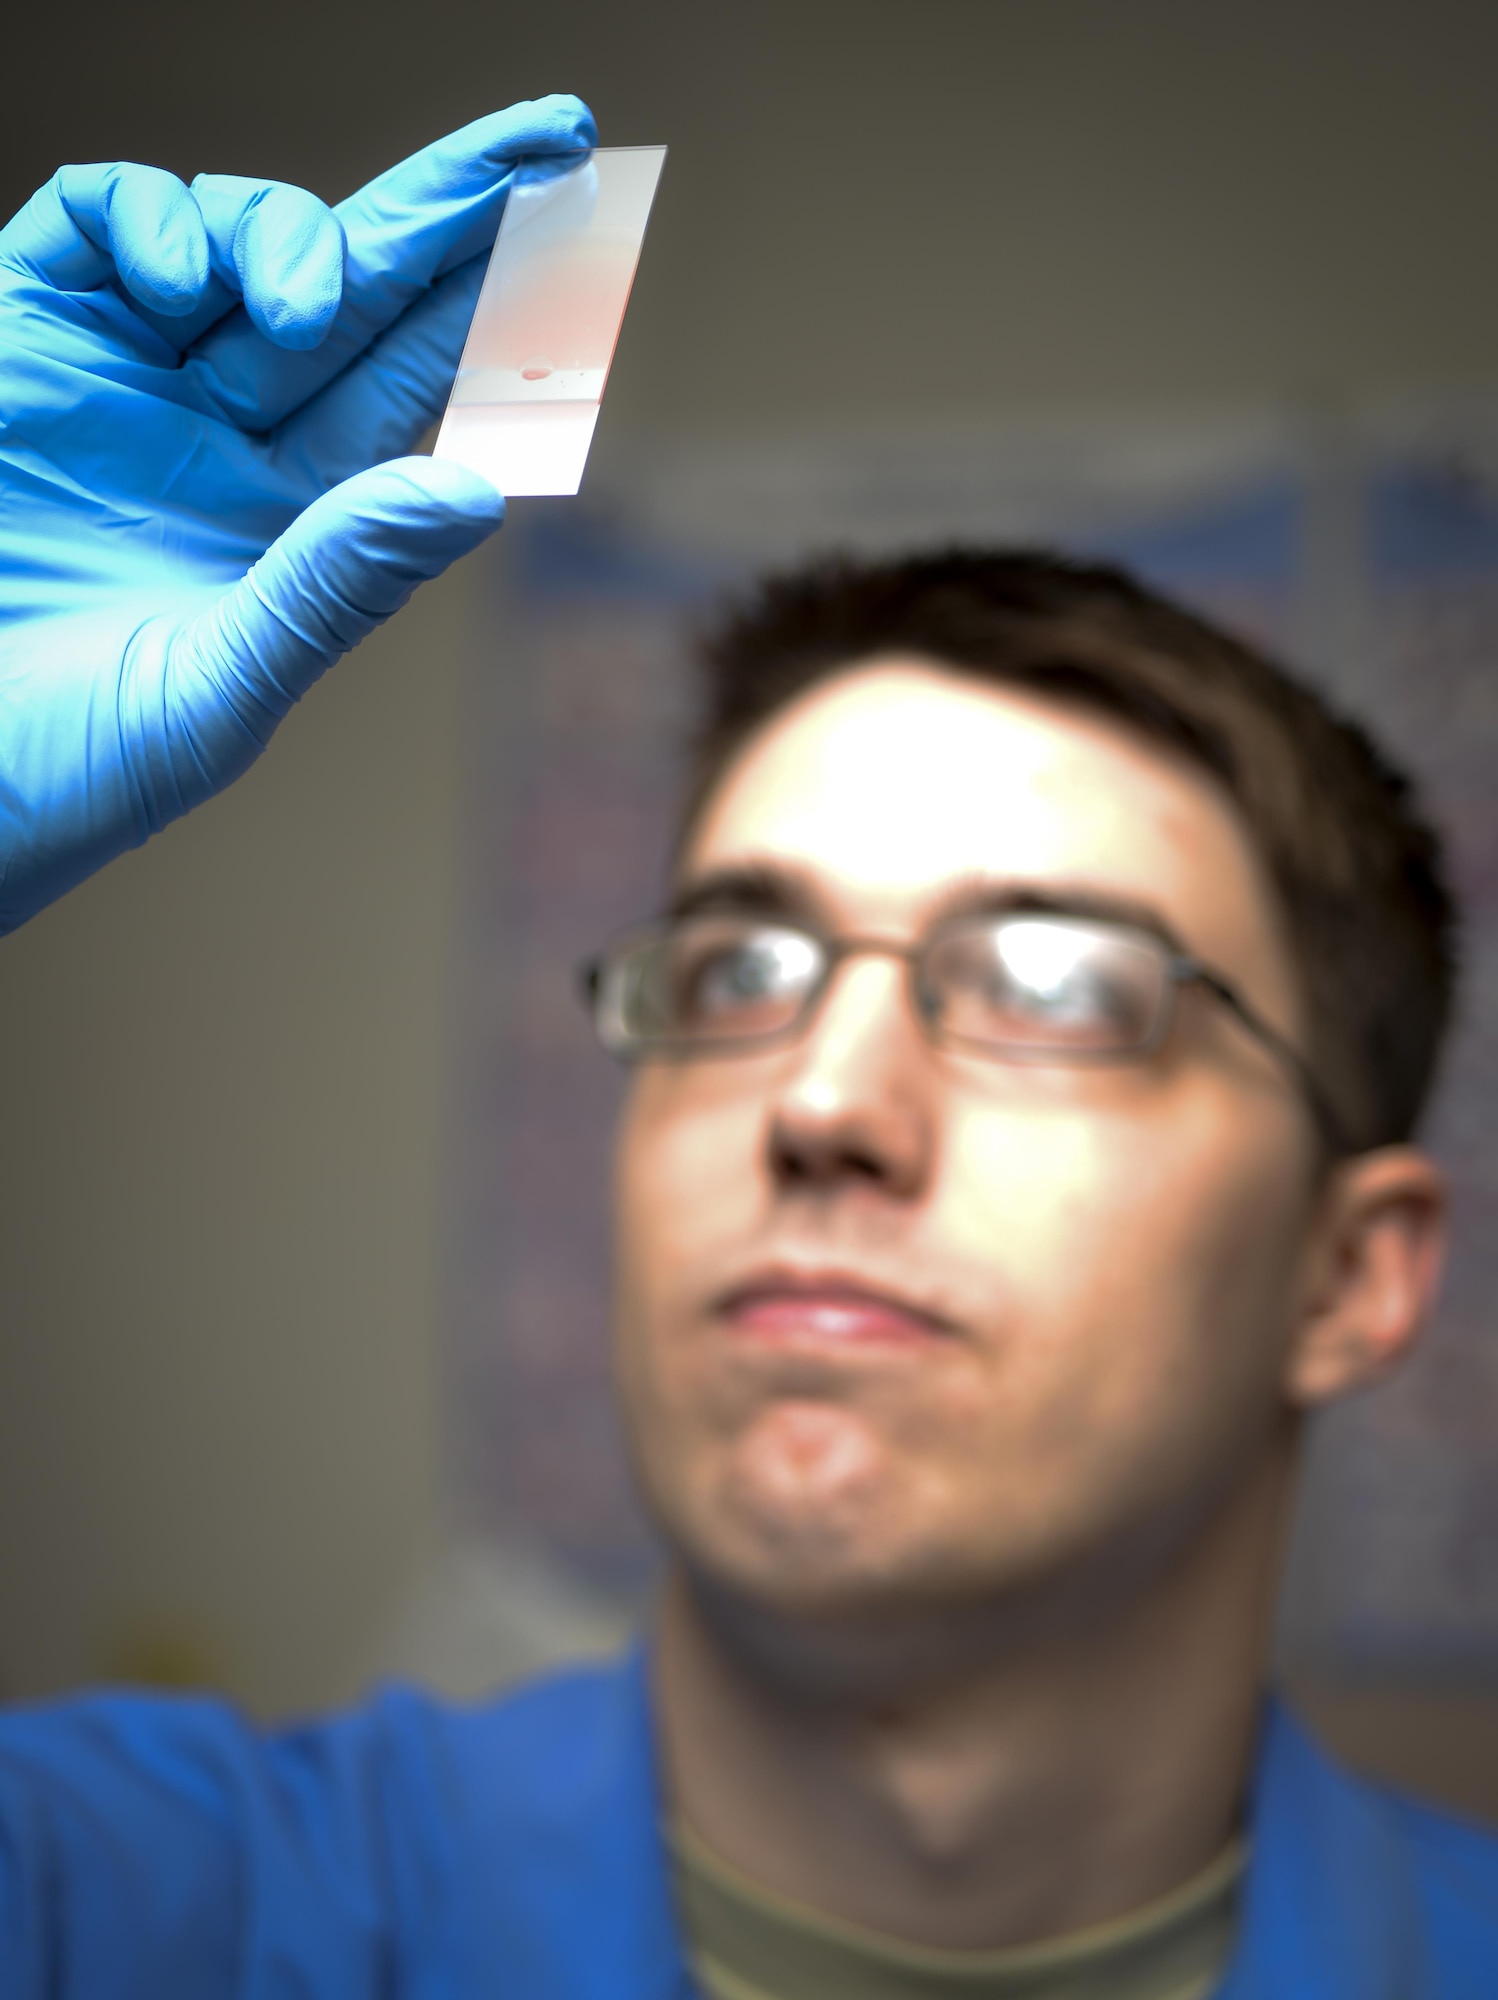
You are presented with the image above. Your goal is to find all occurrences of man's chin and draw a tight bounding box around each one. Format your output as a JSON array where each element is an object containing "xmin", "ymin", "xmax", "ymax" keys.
[
  {"xmin": 730, "ymin": 1398, "xmax": 886, "ymax": 1510},
  {"xmin": 672, "ymin": 1413, "xmax": 939, "ymax": 1617}
]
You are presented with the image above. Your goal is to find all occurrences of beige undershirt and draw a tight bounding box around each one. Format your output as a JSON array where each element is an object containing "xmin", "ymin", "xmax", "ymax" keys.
[{"xmin": 670, "ymin": 1818, "xmax": 1246, "ymax": 2000}]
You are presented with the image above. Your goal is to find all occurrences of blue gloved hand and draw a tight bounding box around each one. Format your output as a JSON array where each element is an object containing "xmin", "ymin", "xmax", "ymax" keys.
[{"xmin": 0, "ymin": 94, "xmax": 596, "ymax": 932}]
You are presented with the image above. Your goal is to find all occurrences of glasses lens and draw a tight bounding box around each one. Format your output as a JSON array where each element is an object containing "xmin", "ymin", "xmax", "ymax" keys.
[
  {"xmin": 598, "ymin": 918, "xmax": 823, "ymax": 1052},
  {"xmin": 923, "ymin": 917, "xmax": 1168, "ymax": 1054}
]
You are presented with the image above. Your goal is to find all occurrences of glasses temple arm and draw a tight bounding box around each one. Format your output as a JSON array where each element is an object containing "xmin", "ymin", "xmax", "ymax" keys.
[{"xmin": 1188, "ymin": 965, "xmax": 1355, "ymax": 1158}]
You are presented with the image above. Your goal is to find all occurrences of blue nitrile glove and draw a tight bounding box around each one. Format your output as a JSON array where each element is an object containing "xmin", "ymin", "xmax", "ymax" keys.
[{"xmin": 0, "ymin": 93, "xmax": 596, "ymax": 933}]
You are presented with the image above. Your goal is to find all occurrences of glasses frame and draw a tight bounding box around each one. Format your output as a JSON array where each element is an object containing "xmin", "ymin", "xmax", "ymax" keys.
[{"xmin": 578, "ymin": 909, "xmax": 1352, "ymax": 1156}]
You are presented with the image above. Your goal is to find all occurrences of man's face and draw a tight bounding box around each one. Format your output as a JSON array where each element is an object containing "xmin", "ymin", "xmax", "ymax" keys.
[{"xmin": 613, "ymin": 660, "xmax": 1322, "ymax": 1620}]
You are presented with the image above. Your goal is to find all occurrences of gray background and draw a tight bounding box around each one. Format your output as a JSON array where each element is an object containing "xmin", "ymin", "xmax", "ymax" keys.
[{"xmin": 3, "ymin": 0, "xmax": 1498, "ymax": 1814}]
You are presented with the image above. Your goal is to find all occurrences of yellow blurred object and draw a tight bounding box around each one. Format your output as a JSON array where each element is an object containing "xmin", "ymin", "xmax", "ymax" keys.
[{"xmin": 102, "ymin": 1618, "xmax": 231, "ymax": 1694}]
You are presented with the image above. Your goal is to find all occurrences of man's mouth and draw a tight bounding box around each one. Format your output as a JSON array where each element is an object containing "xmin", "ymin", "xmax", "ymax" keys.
[{"xmin": 714, "ymin": 1269, "xmax": 956, "ymax": 1349}]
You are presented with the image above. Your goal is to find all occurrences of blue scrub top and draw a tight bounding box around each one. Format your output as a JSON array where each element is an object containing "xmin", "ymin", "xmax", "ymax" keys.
[{"xmin": 1, "ymin": 1646, "xmax": 1494, "ymax": 1996}]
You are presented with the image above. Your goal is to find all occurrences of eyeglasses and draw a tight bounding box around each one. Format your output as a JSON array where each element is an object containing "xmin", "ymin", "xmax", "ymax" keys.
[{"xmin": 579, "ymin": 907, "xmax": 1350, "ymax": 1154}]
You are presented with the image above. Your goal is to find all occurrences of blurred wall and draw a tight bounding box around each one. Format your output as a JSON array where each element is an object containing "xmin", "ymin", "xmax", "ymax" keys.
[
  {"xmin": 0, "ymin": 571, "xmax": 471, "ymax": 1714},
  {"xmin": 7, "ymin": 0, "xmax": 1498, "ymax": 1717}
]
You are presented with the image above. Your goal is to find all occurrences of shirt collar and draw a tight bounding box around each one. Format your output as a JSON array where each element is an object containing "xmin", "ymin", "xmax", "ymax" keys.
[{"xmin": 498, "ymin": 1648, "xmax": 1422, "ymax": 2000}]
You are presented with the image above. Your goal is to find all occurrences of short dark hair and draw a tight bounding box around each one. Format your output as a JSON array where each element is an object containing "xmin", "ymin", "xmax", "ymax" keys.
[{"xmin": 682, "ymin": 548, "xmax": 1457, "ymax": 1155}]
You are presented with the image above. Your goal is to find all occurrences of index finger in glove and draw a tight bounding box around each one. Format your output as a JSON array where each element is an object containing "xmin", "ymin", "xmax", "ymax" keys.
[
  {"xmin": 181, "ymin": 93, "xmax": 596, "ymax": 430},
  {"xmin": 0, "ymin": 161, "xmax": 210, "ymax": 316}
]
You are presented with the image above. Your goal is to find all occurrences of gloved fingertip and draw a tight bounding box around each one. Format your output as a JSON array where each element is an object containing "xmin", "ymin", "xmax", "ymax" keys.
[
  {"xmin": 540, "ymin": 92, "xmax": 599, "ymax": 149},
  {"xmin": 247, "ymin": 285, "xmax": 341, "ymax": 350},
  {"xmin": 381, "ymin": 453, "xmax": 507, "ymax": 528},
  {"xmin": 123, "ymin": 271, "xmax": 204, "ymax": 317},
  {"xmin": 112, "ymin": 169, "xmax": 212, "ymax": 316},
  {"xmin": 483, "ymin": 93, "xmax": 599, "ymax": 156},
  {"xmin": 55, "ymin": 161, "xmax": 212, "ymax": 314},
  {"xmin": 239, "ymin": 194, "xmax": 346, "ymax": 350}
]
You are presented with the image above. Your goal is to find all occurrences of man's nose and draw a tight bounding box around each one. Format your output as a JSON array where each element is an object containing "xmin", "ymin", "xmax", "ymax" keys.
[{"xmin": 765, "ymin": 954, "xmax": 935, "ymax": 1199}]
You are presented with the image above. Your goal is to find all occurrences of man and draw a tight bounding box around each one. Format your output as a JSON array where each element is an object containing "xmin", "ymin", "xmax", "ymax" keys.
[{"xmin": 0, "ymin": 101, "xmax": 1495, "ymax": 2000}]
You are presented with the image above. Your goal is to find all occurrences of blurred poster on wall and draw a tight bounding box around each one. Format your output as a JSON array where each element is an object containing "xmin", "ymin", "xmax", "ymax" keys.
[{"xmin": 445, "ymin": 413, "xmax": 1498, "ymax": 1679}]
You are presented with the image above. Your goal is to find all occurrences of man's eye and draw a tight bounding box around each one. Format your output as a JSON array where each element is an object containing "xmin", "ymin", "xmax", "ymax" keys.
[
  {"xmin": 684, "ymin": 946, "xmax": 778, "ymax": 1014},
  {"xmin": 950, "ymin": 958, "xmax": 1105, "ymax": 1025},
  {"xmin": 669, "ymin": 929, "xmax": 819, "ymax": 1034},
  {"xmin": 930, "ymin": 921, "xmax": 1162, "ymax": 1048},
  {"xmin": 1024, "ymin": 965, "xmax": 1134, "ymax": 1028}
]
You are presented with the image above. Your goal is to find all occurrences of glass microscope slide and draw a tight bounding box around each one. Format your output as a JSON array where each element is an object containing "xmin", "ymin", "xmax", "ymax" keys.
[{"xmin": 433, "ymin": 145, "xmax": 667, "ymax": 496}]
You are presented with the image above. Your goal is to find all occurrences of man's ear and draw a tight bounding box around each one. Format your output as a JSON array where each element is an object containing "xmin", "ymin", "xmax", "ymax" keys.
[{"xmin": 1284, "ymin": 1147, "xmax": 1448, "ymax": 1406}]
